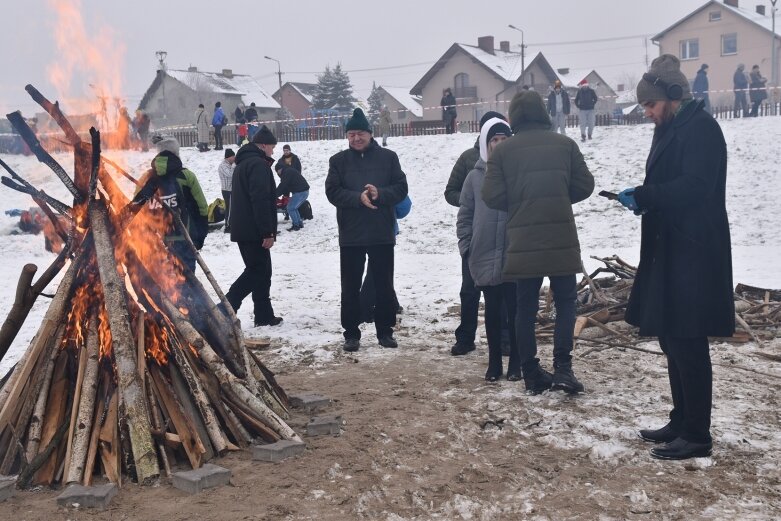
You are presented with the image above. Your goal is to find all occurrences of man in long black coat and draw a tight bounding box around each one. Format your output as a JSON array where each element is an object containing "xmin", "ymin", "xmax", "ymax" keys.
[
  {"xmin": 617, "ymin": 54, "xmax": 734, "ymax": 460},
  {"xmin": 226, "ymin": 125, "xmax": 282, "ymax": 327}
]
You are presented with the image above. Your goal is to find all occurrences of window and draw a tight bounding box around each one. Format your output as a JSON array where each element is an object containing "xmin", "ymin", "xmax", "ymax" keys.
[
  {"xmin": 398, "ymin": 109, "xmax": 407, "ymax": 120},
  {"xmin": 454, "ymin": 73, "xmax": 476, "ymax": 98},
  {"xmin": 680, "ymin": 39, "xmax": 699, "ymax": 60},
  {"xmin": 709, "ymin": 11, "xmax": 722, "ymax": 22},
  {"xmin": 454, "ymin": 73, "xmax": 470, "ymax": 89},
  {"xmin": 721, "ymin": 33, "xmax": 737, "ymax": 55}
]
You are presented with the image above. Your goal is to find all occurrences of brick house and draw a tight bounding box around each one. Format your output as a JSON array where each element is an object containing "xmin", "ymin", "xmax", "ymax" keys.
[{"xmin": 272, "ymin": 82, "xmax": 317, "ymax": 121}]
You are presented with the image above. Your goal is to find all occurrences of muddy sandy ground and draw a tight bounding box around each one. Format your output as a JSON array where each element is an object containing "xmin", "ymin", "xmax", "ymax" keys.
[{"xmin": 2, "ymin": 326, "xmax": 779, "ymax": 521}]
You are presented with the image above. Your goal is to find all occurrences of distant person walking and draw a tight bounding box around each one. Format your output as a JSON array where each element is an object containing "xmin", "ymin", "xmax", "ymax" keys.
[
  {"xmin": 195, "ymin": 103, "xmax": 210, "ymax": 152},
  {"xmin": 733, "ymin": 64, "xmax": 749, "ymax": 118},
  {"xmin": 749, "ymin": 65, "xmax": 768, "ymax": 117},
  {"xmin": 378, "ymin": 106, "xmax": 392, "ymax": 147},
  {"xmin": 692, "ymin": 63, "xmax": 710, "ymax": 114},
  {"xmin": 244, "ymin": 102, "xmax": 259, "ymax": 140},
  {"xmin": 212, "ymin": 101, "xmax": 227, "ymax": 150},
  {"xmin": 574, "ymin": 79, "xmax": 598, "ymax": 141},
  {"xmin": 133, "ymin": 109, "xmax": 150, "ymax": 151},
  {"xmin": 218, "ymin": 148, "xmax": 236, "ymax": 233},
  {"xmin": 441, "ymin": 88, "xmax": 457, "ymax": 134},
  {"xmin": 547, "ymin": 80, "xmax": 570, "ymax": 135}
]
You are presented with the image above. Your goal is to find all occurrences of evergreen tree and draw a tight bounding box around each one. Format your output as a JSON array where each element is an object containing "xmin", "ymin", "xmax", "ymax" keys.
[
  {"xmin": 312, "ymin": 65, "xmax": 335, "ymax": 110},
  {"xmin": 331, "ymin": 63, "xmax": 357, "ymax": 112},
  {"xmin": 367, "ymin": 82, "xmax": 383, "ymax": 122}
]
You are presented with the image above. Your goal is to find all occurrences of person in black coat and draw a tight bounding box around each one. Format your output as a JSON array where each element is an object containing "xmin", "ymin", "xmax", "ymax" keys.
[
  {"xmin": 618, "ymin": 55, "xmax": 734, "ymax": 461},
  {"xmin": 733, "ymin": 64, "xmax": 749, "ymax": 118},
  {"xmin": 275, "ymin": 166, "xmax": 310, "ymax": 231},
  {"xmin": 325, "ymin": 108, "xmax": 408, "ymax": 351},
  {"xmin": 275, "ymin": 144, "xmax": 303, "ymax": 173},
  {"xmin": 225, "ymin": 125, "xmax": 283, "ymax": 327},
  {"xmin": 440, "ymin": 88, "xmax": 457, "ymax": 134}
]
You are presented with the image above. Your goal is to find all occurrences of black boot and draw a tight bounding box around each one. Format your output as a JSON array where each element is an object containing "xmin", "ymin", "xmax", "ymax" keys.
[
  {"xmin": 639, "ymin": 423, "xmax": 679, "ymax": 443},
  {"xmin": 552, "ymin": 361, "xmax": 584, "ymax": 394},
  {"xmin": 451, "ymin": 340, "xmax": 476, "ymax": 356},
  {"xmin": 523, "ymin": 364, "xmax": 553, "ymax": 394},
  {"xmin": 485, "ymin": 343, "xmax": 503, "ymax": 382}
]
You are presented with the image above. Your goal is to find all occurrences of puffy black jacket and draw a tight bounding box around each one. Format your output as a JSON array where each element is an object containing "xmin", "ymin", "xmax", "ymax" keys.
[
  {"xmin": 325, "ymin": 140, "xmax": 408, "ymax": 247},
  {"xmin": 575, "ymin": 87, "xmax": 598, "ymax": 110},
  {"xmin": 444, "ymin": 141, "xmax": 479, "ymax": 207},
  {"xmin": 276, "ymin": 166, "xmax": 310, "ymax": 196},
  {"xmin": 274, "ymin": 153, "xmax": 303, "ymax": 173},
  {"xmin": 229, "ymin": 144, "xmax": 278, "ymax": 241}
]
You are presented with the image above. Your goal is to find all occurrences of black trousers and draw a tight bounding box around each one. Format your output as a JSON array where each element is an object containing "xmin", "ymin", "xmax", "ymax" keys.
[
  {"xmin": 340, "ymin": 245, "xmax": 395, "ymax": 340},
  {"xmin": 222, "ymin": 190, "xmax": 231, "ymax": 228},
  {"xmin": 455, "ymin": 254, "xmax": 481, "ymax": 343},
  {"xmin": 226, "ymin": 242, "xmax": 275, "ymax": 321},
  {"xmin": 214, "ymin": 125, "xmax": 224, "ymax": 149},
  {"xmin": 482, "ymin": 283, "xmax": 520, "ymax": 375},
  {"xmin": 658, "ymin": 336, "xmax": 712, "ymax": 444},
  {"xmin": 359, "ymin": 267, "xmax": 399, "ymax": 323}
]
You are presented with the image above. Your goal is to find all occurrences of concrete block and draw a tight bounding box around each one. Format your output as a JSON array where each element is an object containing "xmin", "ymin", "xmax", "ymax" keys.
[
  {"xmin": 251, "ymin": 439, "xmax": 307, "ymax": 462},
  {"xmin": 0, "ymin": 475, "xmax": 15, "ymax": 502},
  {"xmin": 306, "ymin": 414, "xmax": 343, "ymax": 437},
  {"xmin": 56, "ymin": 483, "xmax": 117, "ymax": 509},
  {"xmin": 288, "ymin": 392, "xmax": 331, "ymax": 412},
  {"xmin": 172, "ymin": 463, "xmax": 231, "ymax": 495}
]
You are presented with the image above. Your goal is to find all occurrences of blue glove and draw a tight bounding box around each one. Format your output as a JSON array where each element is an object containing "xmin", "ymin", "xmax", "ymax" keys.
[{"xmin": 617, "ymin": 188, "xmax": 639, "ymax": 212}]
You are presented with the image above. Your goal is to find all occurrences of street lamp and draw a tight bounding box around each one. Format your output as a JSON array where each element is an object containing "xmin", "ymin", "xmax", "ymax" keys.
[{"xmin": 508, "ymin": 24, "xmax": 526, "ymax": 87}]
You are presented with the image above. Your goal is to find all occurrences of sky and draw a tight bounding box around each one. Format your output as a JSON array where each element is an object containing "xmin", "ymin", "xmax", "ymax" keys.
[{"xmin": 0, "ymin": 0, "xmax": 746, "ymax": 117}]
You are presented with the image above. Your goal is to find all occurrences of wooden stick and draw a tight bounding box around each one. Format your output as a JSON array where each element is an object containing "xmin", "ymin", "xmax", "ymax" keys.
[
  {"xmin": 586, "ymin": 317, "xmax": 635, "ymax": 344},
  {"xmin": 167, "ymin": 363, "xmax": 215, "ymax": 461},
  {"xmin": 144, "ymin": 373, "xmax": 170, "ymax": 478},
  {"xmin": 98, "ymin": 392, "xmax": 120, "ymax": 484},
  {"xmin": 24, "ymin": 85, "xmax": 81, "ymax": 145},
  {"xmin": 82, "ymin": 377, "xmax": 106, "ymax": 486},
  {"xmin": 33, "ymin": 350, "xmax": 70, "ymax": 485},
  {"xmin": 63, "ymin": 328, "xmax": 90, "ymax": 481},
  {"xmin": 576, "ymin": 336, "xmax": 664, "ymax": 356},
  {"xmin": 65, "ymin": 315, "xmax": 99, "ymax": 484},
  {"xmin": 89, "ymin": 200, "xmax": 159, "ymax": 483},
  {"xmin": 25, "ymin": 326, "xmax": 63, "ymax": 462},
  {"xmin": 735, "ymin": 313, "xmax": 764, "ymax": 348}
]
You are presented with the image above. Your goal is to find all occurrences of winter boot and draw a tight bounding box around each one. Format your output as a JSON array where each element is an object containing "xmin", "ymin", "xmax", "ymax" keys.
[
  {"xmin": 485, "ymin": 343, "xmax": 503, "ymax": 382},
  {"xmin": 523, "ymin": 364, "xmax": 553, "ymax": 394},
  {"xmin": 552, "ymin": 361, "xmax": 584, "ymax": 394},
  {"xmin": 451, "ymin": 340, "xmax": 476, "ymax": 356}
]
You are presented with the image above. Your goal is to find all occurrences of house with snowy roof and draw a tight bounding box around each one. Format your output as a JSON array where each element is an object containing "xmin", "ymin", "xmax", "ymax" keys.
[
  {"xmin": 139, "ymin": 67, "xmax": 279, "ymax": 128},
  {"xmin": 376, "ymin": 87, "xmax": 423, "ymax": 124},
  {"xmin": 652, "ymin": 0, "xmax": 780, "ymax": 106},
  {"xmin": 272, "ymin": 82, "xmax": 317, "ymax": 121}
]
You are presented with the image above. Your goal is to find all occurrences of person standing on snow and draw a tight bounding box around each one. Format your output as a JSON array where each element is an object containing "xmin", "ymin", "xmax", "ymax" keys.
[
  {"xmin": 617, "ymin": 54, "xmax": 733, "ymax": 460},
  {"xmin": 733, "ymin": 64, "xmax": 749, "ymax": 118},
  {"xmin": 547, "ymin": 80, "xmax": 570, "ymax": 135},
  {"xmin": 325, "ymin": 108, "xmax": 408, "ymax": 352},
  {"xmin": 378, "ymin": 106, "xmax": 393, "ymax": 147},
  {"xmin": 195, "ymin": 103, "xmax": 210, "ymax": 152},
  {"xmin": 212, "ymin": 101, "xmax": 227, "ymax": 150},
  {"xmin": 441, "ymin": 88, "xmax": 457, "ymax": 134},
  {"xmin": 218, "ymin": 148, "xmax": 236, "ymax": 233},
  {"xmin": 574, "ymin": 79, "xmax": 598, "ymax": 141},
  {"xmin": 692, "ymin": 63, "xmax": 710, "ymax": 114}
]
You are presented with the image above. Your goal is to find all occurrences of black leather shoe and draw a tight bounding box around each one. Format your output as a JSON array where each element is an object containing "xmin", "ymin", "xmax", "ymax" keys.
[
  {"xmin": 506, "ymin": 370, "xmax": 522, "ymax": 382},
  {"xmin": 450, "ymin": 341, "xmax": 476, "ymax": 356},
  {"xmin": 343, "ymin": 338, "xmax": 360, "ymax": 352},
  {"xmin": 650, "ymin": 438, "xmax": 712, "ymax": 460},
  {"xmin": 378, "ymin": 336, "xmax": 398, "ymax": 348},
  {"xmin": 552, "ymin": 366, "xmax": 585, "ymax": 394},
  {"xmin": 255, "ymin": 316, "xmax": 283, "ymax": 327},
  {"xmin": 523, "ymin": 365, "xmax": 553, "ymax": 394},
  {"xmin": 639, "ymin": 424, "xmax": 679, "ymax": 443}
]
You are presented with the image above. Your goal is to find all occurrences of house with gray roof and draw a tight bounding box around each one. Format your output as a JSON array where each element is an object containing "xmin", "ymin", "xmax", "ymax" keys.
[
  {"xmin": 272, "ymin": 82, "xmax": 317, "ymax": 121},
  {"xmin": 377, "ymin": 86, "xmax": 423, "ymax": 124}
]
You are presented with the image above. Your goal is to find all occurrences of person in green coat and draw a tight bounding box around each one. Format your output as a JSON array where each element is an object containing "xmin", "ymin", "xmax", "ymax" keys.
[{"xmin": 482, "ymin": 90, "xmax": 594, "ymax": 395}]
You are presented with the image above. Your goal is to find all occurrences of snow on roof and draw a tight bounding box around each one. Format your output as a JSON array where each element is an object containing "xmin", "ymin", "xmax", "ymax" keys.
[
  {"xmin": 616, "ymin": 89, "xmax": 637, "ymax": 105},
  {"xmin": 553, "ymin": 67, "xmax": 594, "ymax": 89},
  {"xmin": 167, "ymin": 69, "xmax": 279, "ymax": 109},
  {"xmin": 380, "ymin": 87, "xmax": 423, "ymax": 118},
  {"xmin": 289, "ymin": 82, "xmax": 317, "ymax": 104},
  {"xmin": 457, "ymin": 44, "xmax": 524, "ymax": 82},
  {"xmin": 653, "ymin": 0, "xmax": 779, "ymax": 40}
]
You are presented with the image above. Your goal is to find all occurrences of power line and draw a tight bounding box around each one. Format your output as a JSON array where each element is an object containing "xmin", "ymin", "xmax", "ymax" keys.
[
  {"xmin": 286, "ymin": 61, "xmax": 434, "ymax": 75},
  {"xmin": 528, "ymin": 33, "xmax": 652, "ymax": 47}
]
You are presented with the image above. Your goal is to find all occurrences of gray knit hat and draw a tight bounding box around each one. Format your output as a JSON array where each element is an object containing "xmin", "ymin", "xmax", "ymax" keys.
[
  {"xmin": 151, "ymin": 134, "xmax": 180, "ymax": 156},
  {"xmin": 636, "ymin": 54, "xmax": 692, "ymax": 104}
]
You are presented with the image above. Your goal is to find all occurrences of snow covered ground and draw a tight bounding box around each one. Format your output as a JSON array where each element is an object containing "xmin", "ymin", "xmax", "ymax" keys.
[{"xmin": 2, "ymin": 116, "xmax": 779, "ymax": 372}]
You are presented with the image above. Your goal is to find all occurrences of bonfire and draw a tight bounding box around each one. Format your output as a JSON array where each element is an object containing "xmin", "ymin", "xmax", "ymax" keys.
[{"xmin": 0, "ymin": 86, "xmax": 299, "ymax": 489}]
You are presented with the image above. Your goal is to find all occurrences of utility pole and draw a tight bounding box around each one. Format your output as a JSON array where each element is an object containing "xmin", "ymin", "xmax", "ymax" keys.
[
  {"xmin": 155, "ymin": 51, "xmax": 168, "ymax": 120},
  {"xmin": 264, "ymin": 55, "xmax": 284, "ymax": 111},
  {"xmin": 508, "ymin": 25, "xmax": 526, "ymax": 87}
]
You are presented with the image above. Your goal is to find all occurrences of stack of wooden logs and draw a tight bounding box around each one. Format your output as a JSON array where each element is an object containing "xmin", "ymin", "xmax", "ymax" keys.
[{"xmin": 0, "ymin": 86, "xmax": 299, "ymax": 490}]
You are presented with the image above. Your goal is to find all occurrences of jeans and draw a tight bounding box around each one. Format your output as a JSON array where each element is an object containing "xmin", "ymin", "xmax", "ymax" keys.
[
  {"xmin": 455, "ymin": 254, "xmax": 481, "ymax": 344},
  {"xmin": 213, "ymin": 125, "xmax": 224, "ymax": 149},
  {"xmin": 226, "ymin": 242, "xmax": 275, "ymax": 321},
  {"xmin": 248, "ymin": 123, "xmax": 259, "ymax": 140},
  {"xmin": 659, "ymin": 336, "xmax": 712, "ymax": 444},
  {"xmin": 515, "ymin": 274, "xmax": 576, "ymax": 372},
  {"xmin": 734, "ymin": 91, "xmax": 748, "ymax": 117},
  {"xmin": 552, "ymin": 112, "xmax": 567, "ymax": 134},
  {"xmin": 287, "ymin": 190, "xmax": 309, "ymax": 227},
  {"xmin": 340, "ymin": 245, "xmax": 396, "ymax": 339},
  {"xmin": 579, "ymin": 109, "xmax": 595, "ymax": 137}
]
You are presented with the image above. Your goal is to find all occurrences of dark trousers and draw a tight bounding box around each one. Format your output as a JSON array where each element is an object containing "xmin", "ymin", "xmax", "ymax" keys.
[
  {"xmin": 658, "ymin": 336, "xmax": 712, "ymax": 444},
  {"xmin": 213, "ymin": 125, "xmax": 224, "ymax": 149},
  {"xmin": 455, "ymin": 254, "xmax": 481, "ymax": 344},
  {"xmin": 222, "ymin": 190, "xmax": 231, "ymax": 229},
  {"xmin": 515, "ymin": 274, "xmax": 576, "ymax": 373},
  {"xmin": 359, "ymin": 267, "xmax": 400, "ymax": 323},
  {"xmin": 340, "ymin": 245, "xmax": 395, "ymax": 340},
  {"xmin": 750, "ymin": 99, "xmax": 761, "ymax": 117},
  {"xmin": 734, "ymin": 92, "xmax": 748, "ymax": 118},
  {"xmin": 226, "ymin": 242, "xmax": 275, "ymax": 321},
  {"xmin": 482, "ymin": 283, "xmax": 520, "ymax": 375}
]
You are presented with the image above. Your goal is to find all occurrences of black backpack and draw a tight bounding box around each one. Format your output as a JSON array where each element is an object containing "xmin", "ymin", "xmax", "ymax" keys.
[{"xmin": 299, "ymin": 200, "xmax": 313, "ymax": 220}]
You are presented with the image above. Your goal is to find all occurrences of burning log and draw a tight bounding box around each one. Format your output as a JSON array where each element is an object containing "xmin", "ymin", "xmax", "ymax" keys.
[{"xmin": 0, "ymin": 87, "xmax": 299, "ymax": 490}]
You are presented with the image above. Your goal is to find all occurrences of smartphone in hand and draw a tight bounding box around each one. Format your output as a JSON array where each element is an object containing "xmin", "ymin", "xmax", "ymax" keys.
[{"xmin": 598, "ymin": 190, "xmax": 619, "ymax": 200}]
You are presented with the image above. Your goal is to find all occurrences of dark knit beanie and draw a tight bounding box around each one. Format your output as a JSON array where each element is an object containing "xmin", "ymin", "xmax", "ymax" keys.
[
  {"xmin": 486, "ymin": 121, "xmax": 512, "ymax": 143},
  {"xmin": 224, "ymin": 148, "xmax": 235, "ymax": 158},
  {"xmin": 636, "ymin": 54, "xmax": 692, "ymax": 103},
  {"xmin": 344, "ymin": 108, "xmax": 372, "ymax": 133},
  {"xmin": 479, "ymin": 111, "xmax": 506, "ymax": 127},
  {"xmin": 252, "ymin": 125, "xmax": 278, "ymax": 145}
]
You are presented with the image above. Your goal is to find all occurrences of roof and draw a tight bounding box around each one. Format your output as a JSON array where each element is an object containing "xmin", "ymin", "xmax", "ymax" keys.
[
  {"xmin": 554, "ymin": 67, "xmax": 593, "ymax": 89},
  {"xmin": 410, "ymin": 43, "xmax": 523, "ymax": 95},
  {"xmin": 164, "ymin": 69, "xmax": 279, "ymax": 108},
  {"xmin": 274, "ymin": 82, "xmax": 317, "ymax": 104},
  {"xmin": 652, "ymin": 0, "xmax": 781, "ymax": 41},
  {"xmin": 378, "ymin": 86, "xmax": 423, "ymax": 118},
  {"xmin": 616, "ymin": 89, "xmax": 637, "ymax": 104}
]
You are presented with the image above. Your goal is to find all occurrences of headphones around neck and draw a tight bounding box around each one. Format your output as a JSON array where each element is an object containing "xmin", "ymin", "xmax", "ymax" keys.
[{"xmin": 642, "ymin": 73, "xmax": 683, "ymax": 100}]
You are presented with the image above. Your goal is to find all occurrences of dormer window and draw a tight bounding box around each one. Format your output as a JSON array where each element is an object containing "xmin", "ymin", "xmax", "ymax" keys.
[{"xmin": 709, "ymin": 11, "xmax": 722, "ymax": 22}]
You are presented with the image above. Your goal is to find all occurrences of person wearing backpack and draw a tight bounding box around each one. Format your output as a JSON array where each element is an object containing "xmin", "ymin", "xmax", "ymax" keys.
[{"xmin": 212, "ymin": 101, "xmax": 227, "ymax": 150}]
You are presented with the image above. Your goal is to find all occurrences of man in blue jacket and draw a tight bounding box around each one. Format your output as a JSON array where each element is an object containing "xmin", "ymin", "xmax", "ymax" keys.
[
  {"xmin": 325, "ymin": 108, "xmax": 408, "ymax": 351},
  {"xmin": 212, "ymin": 101, "xmax": 227, "ymax": 150}
]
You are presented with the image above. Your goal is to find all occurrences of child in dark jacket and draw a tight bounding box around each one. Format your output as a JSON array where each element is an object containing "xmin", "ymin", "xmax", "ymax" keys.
[{"xmin": 275, "ymin": 166, "xmax": 310, "ymax": 231}]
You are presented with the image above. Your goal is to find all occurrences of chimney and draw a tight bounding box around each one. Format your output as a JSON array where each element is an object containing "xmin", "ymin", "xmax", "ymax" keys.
[
  {"xmin": 222, "ymin": 68, "xmax": 233, "ymax": 78},
  {"xmin": 617, "ymin": 83, "xmax": 625, "ymax": 92},
  {"xmin": 499, "ymin": 40, "xmax": 511, "ymax": 53},
  {"xmin": 187, "ymin": 66, "xmax": 198, "ymax": 72},
  {"xmin": 756, "ymin": 5, "xmax": 766, "ymax": 15},
  {"xmin": 723, "ymin": 0, "xmax": 738, "ymax": 7},
  {"xmin": 477, "ymin": 36, "xmax": 495, "ymax": 55},
  {"xmin": 557, "ymin": 67, "xmax": 570, "ymax": 75}
]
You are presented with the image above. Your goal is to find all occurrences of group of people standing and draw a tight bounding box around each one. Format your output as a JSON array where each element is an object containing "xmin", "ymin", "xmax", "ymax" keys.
[
  {"xmin": 195, "ymin": 101, "xmax": 264, "ymax": 152},
  {"xmin": 689, "ymin": 62, "xmax": 769, "ymax": 118},
  {"xmin": 546, "ymin": 79, "xmax": 599, "ymax": 141}
]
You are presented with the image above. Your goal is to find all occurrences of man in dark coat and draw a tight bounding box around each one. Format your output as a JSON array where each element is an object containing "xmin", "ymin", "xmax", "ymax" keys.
[
  {"xmin": 617, "ymin": 54, "xmax": 734, "ymax": 460},
  {"xmin": 444, "ymin": 111, "xmax": 509, "ymax": 356},
  {"xmin": 274, "ymin": 144, "xmax": 303, "ymax": 174},
  {"xmin": 733, "ymin": 64, "xmax": 749, "ymax": 118},
  {"xmin": 547, "ymin": 80, "xmax": 570, "ymax": 135},
  {"xmin": 692, "ymin": 63, "xmax": 710, "ymax": 114},
  {"xmin": 574, "ymin": 80, "xmax": 598, "ymax": 141},
  {"xmin": 441, "ymin": 88, "xmax": 457, "ymax": 134},
  {"xmin": 226, "ymin": 125, "xmax": 283, "ymax": 327},
  {"xmin": 325, "ymin": 108, "xmax": 408, "ymax": 351},
  {"xmin": 483, "ymin": 90, "xmax": 594, "ymax": 395}
]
